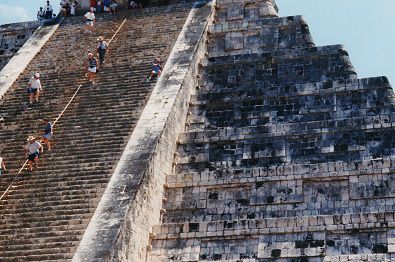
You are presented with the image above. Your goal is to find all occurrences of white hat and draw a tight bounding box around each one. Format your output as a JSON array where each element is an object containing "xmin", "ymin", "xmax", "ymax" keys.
[
  {"xmin": 34, "ymin": 73, "xmax": 40, "ymax": 78},
  {"xmin": 27, "ymin": 136, "xmax": 35, "ymax": 141}
]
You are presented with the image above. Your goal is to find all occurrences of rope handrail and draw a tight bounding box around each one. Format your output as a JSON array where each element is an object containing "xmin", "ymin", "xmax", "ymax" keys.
[{"xmin": 0, "ymin": 17, "xmax": 128, "ymax": 202}]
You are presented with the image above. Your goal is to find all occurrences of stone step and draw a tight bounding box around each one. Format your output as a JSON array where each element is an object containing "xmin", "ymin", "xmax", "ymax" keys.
[
  {"xmin": 0, "ymin": 253, "xmax": 73, "ymax": 261},
  {"xmin": 0, "ymin": 207, "xmax": 96, "ymax": 221},
  {"xmin": 0, "ymin": 217, "xmax": 90, "ymax": 232},
  {"xmin": 0, "ymin": 213, "xmax": 91, "ymax": 225},
  {"xmin": 0, "ymin": 223, "xmax": 87, "ymax": 239}
]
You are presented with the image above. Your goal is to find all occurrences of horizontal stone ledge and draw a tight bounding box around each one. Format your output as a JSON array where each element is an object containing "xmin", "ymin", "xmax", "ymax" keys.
[
  {"xmin": 208, "ymin": 15, "xmax": 305, "ymax": 34},
  {"xmin": 323, "ymin": 254, "xmax": 395, "ymax": 262},
  {"xmin": 168, "ymin": 157, "xmax": 394, "ymax": 187},
  {"xmin": 195, "ymin": 76, "xmax": 390, "ymax": 99},
  {"xmin": 152, "ymin": 211, "xmax": 395, "ymax": 240},
  {"xmin": 206, "ymin": 43, "xmax": 347, "ymax": 63},
  {"xmin": 194, "ymin": 82, "xmax": 390, "ymax": 102},
  {"xmin": 177, "ymin": 121, "xmax": 395, "ymax": 145}
]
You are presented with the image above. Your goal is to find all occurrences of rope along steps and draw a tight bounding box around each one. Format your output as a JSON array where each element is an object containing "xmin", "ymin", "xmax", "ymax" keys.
[{"xmin": 0, "ymin": 18, "xmax": 128, "ymax": 202}]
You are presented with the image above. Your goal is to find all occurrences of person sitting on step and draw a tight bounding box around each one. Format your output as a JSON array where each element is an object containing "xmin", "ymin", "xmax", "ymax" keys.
[
  {"xmin": 87, "ymin": 52, "xmax": 98, "ymax": 84},
  {"xmin": 41, "ymin": 118, "xmax": 53, "ymax": 151},
  {"xmin": 84, "ymin": 7, "xmax": 96, "ymax": 33},
  {"xmin": 129, "ymin": 0, "xmax": 142, "ymax": 10},
  {"xmin": 37, "ymin": 7, "xmax": 45, "ymax": 21},
  {"xmin": 70, "ymin": 1, "xmax": 77, "ymax": 16},
  {"xmin": 110, "ymin": 0, "xmax": 118, "ymax": 13},
  {"xmin": 97, "ymin": 36, "xmax": 109, "ymax": 64},
  {"xmin": 0, "ymin": 155, "xmax": 6, "ymax": 176},
  {"xmin": 103, "ymin": 0, "xmax": 111, "ymax": 13},
  {"xmin": 146, "ymin": 58, "xmax": 163, "ymax": 82},
  {"xmin": 27, "ymin": 72, "xmax": 43, "ymax": 105},
  {"xmin": 97, "ymin": 0, "xmax": 102, "ymax": 13},
  {"xmin": 25, "ymin": 136, "xmax": 44, "ymax": 172},
  {"xmin": 60, "ymin": 0, "xmax": 69, "ymax": 16}
]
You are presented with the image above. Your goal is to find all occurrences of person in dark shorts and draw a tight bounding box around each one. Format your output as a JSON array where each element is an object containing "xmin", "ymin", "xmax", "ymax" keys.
[
  {"xmin": 84, "ymin": 7, "xmax": 96, "ymax": 33},
  {"xmin": 41, "ymin": 118, "xmax": 53, "ymax": 150},
  {"xmin": 86, "ymin": 52, "xmax": 99, "ymax": 84},
  {"xmin": 45, "ymin": 1, "xmax": 53, "ymax": 19},
  {"xmin": 25, "ymin": 136, "xmax": 44, "ymax": 171},
  {"xmin": 27, "ymin": 72, "xmax": 43, "ymax": 105},
  {"xmin": 97, "ymin": 36, "xmax": 109, "ymax": 64},
  {"xmin": 146, "ymin": 58, "xmax": 163, "ymax": 82}
]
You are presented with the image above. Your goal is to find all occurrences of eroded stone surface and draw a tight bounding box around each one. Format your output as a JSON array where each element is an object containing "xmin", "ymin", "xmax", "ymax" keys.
[
  {"xmin": 0, "ymin": 21, "xmax": 40, "ymax": 72},
  {"xmin": 149, "ymin": 0, "xmax": 395, "ymax": 261}
]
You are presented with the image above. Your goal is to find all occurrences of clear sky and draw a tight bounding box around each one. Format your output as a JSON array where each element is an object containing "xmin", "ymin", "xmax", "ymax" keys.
[
  {"xmin": 0, "ymin": 0, "xmax": 394, "ymax": 86},
  {"xmin": 0, "ymin": 0, "xmax": 59, "ymax": 24}
]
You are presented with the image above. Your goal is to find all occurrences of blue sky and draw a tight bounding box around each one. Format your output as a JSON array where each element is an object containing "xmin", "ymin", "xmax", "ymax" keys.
[
  {"xmin": 0, "ymin": 0, "xmax": 59, "ymax": 24},
  {"xmin": 0, "ymin": 0, "xmax": 394, "ymax": 86}
]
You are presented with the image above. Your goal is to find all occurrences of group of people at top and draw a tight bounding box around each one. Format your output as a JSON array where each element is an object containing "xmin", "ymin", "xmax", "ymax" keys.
[
  {"xmin": 89, "ymin": 0, "xmax": 120, "ymax": 13},
  {"xmin": 37, "ymin": 0, "xmax": 120, "ymax": 21},
  {"xmin": 0, "ymin": 0, "xmax": 165, "ymax": 176},
  {"xmin": 37, "ymin": 1, "xmax": 55, "ymax": 20},
  {"xmin": 37, "ymin": 0, "xmax": 78, "ymax": 20}
]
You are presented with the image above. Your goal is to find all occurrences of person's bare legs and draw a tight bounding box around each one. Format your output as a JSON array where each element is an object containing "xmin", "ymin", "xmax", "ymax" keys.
[
  {"xmin": 86, "ymin": 24, "xmax": 93, "ymax": 33},
  {"xmin": 92, "ymin": 72, "xmax": 96, "ymax": 84},
  {"xmin": 42, "ymin": 138, "xmax": 51, "ymax": 150},
  {"xmin": 88, "ymin": 72, "xmax": 93, "ymax": 82},
  {"xmin": 88, "ymin": 72, "xmax": 96, "ymax": 84},
  {"xmin": 29, "ymin": 93, "xmax": 34, "ymax": 104},
  {"xmin": 35, "ymin": 158, "xmax": 39, "ymax": 168},
  {"xmin": 35, "ymin": 91, "xmax": 40, "ymax": 102},
  {"xmin": 28, "ymin": 160, "xmax": 33, "ymax": 171}
]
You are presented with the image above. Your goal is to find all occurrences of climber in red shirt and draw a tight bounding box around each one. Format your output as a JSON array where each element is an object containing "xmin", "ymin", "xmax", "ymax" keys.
[{"xmin": 90, "ymin": 0, "xmax": 97, "ymax": 12}]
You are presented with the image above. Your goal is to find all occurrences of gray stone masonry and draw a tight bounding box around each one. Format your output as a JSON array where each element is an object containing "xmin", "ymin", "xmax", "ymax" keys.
[
  {"xmin": 148, "ymin": 0, "xmax": 395, "ymax": 261},
  {"xmin": 0, "ymin": 21, "xmax": 41, "ymax": 71},
  {"xmin": 2, "ymin": 0, "xmax": 394, "ymax": 260}
]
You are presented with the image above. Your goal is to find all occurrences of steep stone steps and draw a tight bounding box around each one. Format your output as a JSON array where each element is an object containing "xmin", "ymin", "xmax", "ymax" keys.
[
  {"xmin": 0, "ymin": 254, "xmax": 73, "ymax": 262},
  {"xmin": 0, "ymin": 3, "xmax": 192, "ymax": 260}
]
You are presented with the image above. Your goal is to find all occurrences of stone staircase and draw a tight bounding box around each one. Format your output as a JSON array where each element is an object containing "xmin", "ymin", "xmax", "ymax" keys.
[
  {"xmin": 0, "ymin": 4, "xmax": 191, "ymax": 261},
  {"xmin": 150, "ymin": 0, "xmax": 395, "ymax": 261}
]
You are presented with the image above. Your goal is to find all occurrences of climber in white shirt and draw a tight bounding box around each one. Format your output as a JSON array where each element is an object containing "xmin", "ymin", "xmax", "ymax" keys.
[
  {"xmin": 45, "ymin": 1, "xmax": 53, "ymax": 19},
  {"xmin": 84, "ymin": 7, "xmax": 96, "ymax": 33}
]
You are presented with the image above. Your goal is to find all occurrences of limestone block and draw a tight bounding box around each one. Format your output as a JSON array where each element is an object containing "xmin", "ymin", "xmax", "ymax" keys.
[
  {"xmin": 259, "ymin": 1, "xmax": 278, "ymax": 17},
  {"xmin": 225, "ymin": 32, "xmax": 244, "ymax": 51},
  {"xmin": 226, "ymin": 3, "xmax": 244, "ymax": 20}
]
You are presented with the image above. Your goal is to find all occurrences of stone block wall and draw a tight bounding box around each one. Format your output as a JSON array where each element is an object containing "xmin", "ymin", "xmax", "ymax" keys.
[
  {"xmin": 0, "ymin": 21, "xmax": 40, "ymax": 71},
  {"xmin": 148, "ymin": 0, "xmax": 395, "ymax": 261}
]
